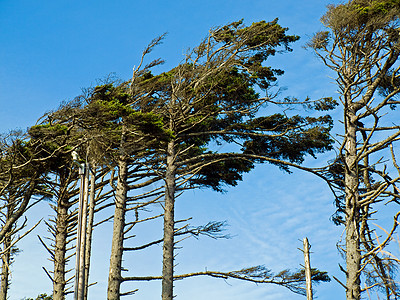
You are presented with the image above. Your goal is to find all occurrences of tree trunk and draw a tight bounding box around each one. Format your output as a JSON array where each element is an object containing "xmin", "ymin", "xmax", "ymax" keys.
[
  {"xmin": 345, "ymin": 108, "xmax": 361, "ymax": 300},
  {"xmin": 0, "ymin": 200, "xmax": 14, "ymax": 300},
  {"xmin": 53, "ymin": 196, "xmax": 70, "ymax": 300},
  {"xmin": 107, "ymin": 159, "xmax": 128, "ymax": 300},
  {"xmin": 303, "ymin": 237, "xmax": 313, "ymax": 300},
  {"xmin": 77, "ymin": 166, "xmax": 90, "ymax": 300},
  {"xmin": 74, "ymin": 166, "xmax": 86, "ymax": 299},
  {"xmin": 162, "ymin": 140, "xmax": 176, "ymax": 300},
  {"xmin": 84, "ymin": 164, "xmax": 96, "ymax": 300},
  {"xmin": 0, "ymin": 236, "xmax": 11, "ymax": 300}
]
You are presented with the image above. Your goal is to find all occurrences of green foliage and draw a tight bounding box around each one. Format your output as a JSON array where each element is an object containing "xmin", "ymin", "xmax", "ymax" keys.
[
  {"xmin": 310, "ymin": 268, "xmax": 331, "ymax": 283},
  {"xmin": 308, "ymin": 97, "xmax": 338, "ymax": 111},
  {"xmin": 321, "ymin": 0, "xmax": 400, "ymax": 33},
  {"xmin": 353, "ymin": 0, "xmax": 400, "ymax": 16},
  {"xmin": 91, "ymin": 83, "xmax": 130, "ymax": 105},
  {"xmin": 377, "ymin": 69, "xmax": 400, "ymax": 108},
  {"xmin": 1, "ymin": 138, "xmax": 40, "ymax": 177},
  {"xmin": 213, "ymin": 19, "xmax": 299, "ymax": 52},
  {"xmin": 29, "ymin": 124, "xmax": 69, "ymax": 138},
  {"xmin": 84, "ymin": 83, "xmax": 171, "ymax": 147},
  {"xmin": 27, "ymin": 123, "xmax": 76, "ymax": 174},
  {"xmin": 136, "ymin": 19, "xmax": 335, "ymax": 192},
  {"xmin": 212, "ymin": 19, "xmax": 299, "ymax": 91},
  {"xmin": 227, "ymin": 265, "xmax": 330, "ymax": 296},
  {"xmin": 242, "ymin": 114, "xmax": 333, "ymax": 171},
  {"xmin": 87, "ymin": 84, "xmax": 167, "ymax": 132},
  {"xmin": 189, "ymin": 158, "xmax": 254, "ymax": 192}
]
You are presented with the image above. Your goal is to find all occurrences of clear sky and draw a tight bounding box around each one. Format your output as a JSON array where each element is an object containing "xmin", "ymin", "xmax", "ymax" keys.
[{"xmin": 0, "ymin": 0, "xmax": 366, "ymax": 299}]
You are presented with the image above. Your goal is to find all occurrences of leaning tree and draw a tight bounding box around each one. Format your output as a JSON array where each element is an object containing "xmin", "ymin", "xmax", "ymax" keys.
[
  {"xmin": 129, "ymin": 19, "xmax": 335, "ymax": 300},
  {"xmin": 0, "ymin": 130, "xmax": 64, "ymax": 300}
]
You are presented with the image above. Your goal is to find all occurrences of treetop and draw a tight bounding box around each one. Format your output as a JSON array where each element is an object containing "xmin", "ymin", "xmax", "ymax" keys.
[{"xmin": 322, "ymin": 0, "xmax": 400, "ymax": 32}]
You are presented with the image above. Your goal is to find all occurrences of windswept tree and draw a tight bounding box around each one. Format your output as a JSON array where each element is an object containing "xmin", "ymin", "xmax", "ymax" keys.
[
  {"xmin": 128, "ymin": 19, "xmax": 335, "ymax": 300},
  {"xmin": 0, "ymin": 132, "xmax": 57, "ymax": 300},
  {"xmin": 309, "ymin": 1, "xmax": 400, "ymax": 299},
  {"xmin": 28, "ymin": 103, "xmax": 92, "ymax": 300},
  {"xmin": 73, "ymin": 72, "xmax": 170, "ymax": 300},
  {"xmin": 29, "ymin": 98, "xmax": 124, "ymax": 300}
]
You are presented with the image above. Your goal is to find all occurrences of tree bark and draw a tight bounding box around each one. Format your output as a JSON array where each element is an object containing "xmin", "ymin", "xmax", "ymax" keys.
[
  {"xmin": 77, "ymin": 166, "xmax": 90, "ymax": 300},
  {"xmin": 53, "ymin": 196, "xmax": 70, "ymax": 300},
  {"xmin": 107, "ymin": 159, "xmax": 128, "ymax": 300},
  {"xmin": 74, "ymin": 166, "xmax": 86, "ymax": 299},
  {"xmin": 303, "ymin": 237, "xmax": 313, "ymax": 300},
  {"xmin": 0, "ymin": 199, "xmax": 14, "ymax": 300},
  {"xmin": 84, "ymin": 164, "xmax": 96, "ymax": 300},
  {"xmin": 0, "ymin": 235, "xmax": 11, "ymax": 300},
  {"xmin": 162, "ymin": 140, "xmax": 176, "ymax": 300},
  {"xmin": 345, "ymin": 107, "xmax": 361, "ymax": 300}
]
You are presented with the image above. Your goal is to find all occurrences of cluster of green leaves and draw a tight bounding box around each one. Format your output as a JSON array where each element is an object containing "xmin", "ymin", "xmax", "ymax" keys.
[
  {"xmin": 188, "ymin": 158, "xmax": 254, "ymax": 192},
  {"xmin": 242, "ymin": 115, "xmax": 333, "ymax": 168},
  {"xmin": 353, "ymin": 0, "xmax": 400, "ymax": 16},
  {"xmin": 227, "ymin": 265, "xmax": 330, "ymax": 296},
  {"xmin": 28, "ymin": 123, "xmax": 76, "ymax": 173},
  {"xmin": 0, "ymin": 137, "xmax": 41, "ymax": 181},
  {"xmin": 322, "ymin": 0, "xmax": 400, "ymax": 33},
  {"xmin": 213, "ymin": 19, "xmax": 299, "ymax": 52},
  {"xmin": 213, "ymin": 19, "xmax": 299, "ymax": 91},
  {"xmin": 85, "ymin": 84, "xmax": 165, "ymax": 134}
]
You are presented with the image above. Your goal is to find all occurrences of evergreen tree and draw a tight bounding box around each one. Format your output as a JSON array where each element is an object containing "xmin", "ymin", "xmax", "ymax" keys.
[
  {"xmin": 309, "ymin": 1, "xmax": 400, "ymax": 299},
  {"xmin": 130, "ymin": 19, "xmax": 334, "ymax": 300}
]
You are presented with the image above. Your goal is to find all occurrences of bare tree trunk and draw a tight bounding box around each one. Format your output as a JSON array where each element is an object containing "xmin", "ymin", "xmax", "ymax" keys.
[
  {"xmin": 162, "ymin": 140, "xmax": 176, "ymax": 300},
  {"xmin": 303, "ymin": 237, "xmax": 313, "ymax": 300},
  {"xmin": 0, "ymin": 200, "xmax": 14, "ymax": 300},
  {"xmin": 74, "ymin": 166, "xmax": 86, "ymax": 299},
  {"xmin": 53, "ymin": 197, "xmax": 70, "ymax": 300},
  {"xmin": 107, "ymin": 159, "xmax": 128, "ymax": 300},
  {"xmin": 84, "ymin": 164, "xmax": 96, "ymax": 300},
  {"xmin": 0, "ymin": 236, "xmax": 11, "ymax": 300},
  {"xmin": 77, "ymin": 166, "xmax": 90, "ymax": 300},
  {"xmin": 345, "ymin": 108, "xmax": 361, "ymax": 300}
]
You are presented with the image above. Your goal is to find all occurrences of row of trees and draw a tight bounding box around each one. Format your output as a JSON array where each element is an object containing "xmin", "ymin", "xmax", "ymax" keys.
[
  {"xmin": 2, "ymin": 19, "xmax": 333, "ymax": 300},
  {"xmin": 2, "ymin": 1, "xmax": 400, "ymax": 299}
]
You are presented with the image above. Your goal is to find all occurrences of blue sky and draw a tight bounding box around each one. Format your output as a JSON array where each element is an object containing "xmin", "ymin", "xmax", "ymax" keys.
[{"xmin": 0, "ymin": 0, "xmax": 363, "ymax": 299}]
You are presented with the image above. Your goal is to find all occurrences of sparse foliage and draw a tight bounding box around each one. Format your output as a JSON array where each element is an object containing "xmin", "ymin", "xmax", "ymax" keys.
[{"xmin": 310, "ymin": 1, "xmax": 400, "ymax": 299}]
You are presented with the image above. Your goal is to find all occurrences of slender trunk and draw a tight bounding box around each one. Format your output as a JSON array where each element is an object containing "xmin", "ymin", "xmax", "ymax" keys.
[
  {"xmin": 0, "ymin": 201, "xmax": 13, "ymax": 300},
  {"xmin": 74, "ymin": 166, "xmax": 86, "ymax": 299},
  {"xmin": 345, "ymin": 107, "xmax": 361, "ymax": 300},
  {"xmin": 162, "ymin": 140, "xmax": 176, "ymax": 300},
  {"xmin": 53, "ymin": 197, "xmax": 70, "ymax": 300},
  {"xmin": 77, "ymin": 165, "xmax": 90, "ymax": 300},
  {"xmin": 107, "ymin": 159, "xmax": 128, "ymax": 300},
  {"xmin": 84, "ymin": 164, "xmax": 96, "ymax": 300},
  {"xmin": 303, "ymin": 237, "xmax": 313, "ymax": 300},
  {"xmin": 0, "ymin": 236, "xmax": 11, "ymax": 300}
]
